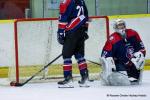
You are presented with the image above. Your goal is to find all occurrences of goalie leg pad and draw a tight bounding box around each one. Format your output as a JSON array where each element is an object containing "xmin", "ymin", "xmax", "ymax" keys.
[
  {"xmin": 100, "ymin": 57, "xmax": 116, "ymax": 85},
  {"xmin": 107, "ymin": 71, "xmax": 131, "ymax": 86},
  {"xmin": 101, "ymin": 57, "xmax": 116, "ymax": 77}
]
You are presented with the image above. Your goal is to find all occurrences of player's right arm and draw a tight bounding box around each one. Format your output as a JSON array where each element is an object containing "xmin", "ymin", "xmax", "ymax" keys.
[
  {"xmin": 101, "ymin": 38, "xmax": 116, "ymax": 82},
  {"xmin": 58, "ymin": 0, "xmax": 73, "ymax": 28},
  {"xmin": 57, "ymin": 0, "xmax": 73, "ymax": 45}
]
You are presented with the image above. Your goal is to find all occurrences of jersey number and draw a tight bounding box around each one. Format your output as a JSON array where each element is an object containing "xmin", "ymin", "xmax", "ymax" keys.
[{"xmin": 76, "ymin": 6, "xmax": 84, "ymax": 17}]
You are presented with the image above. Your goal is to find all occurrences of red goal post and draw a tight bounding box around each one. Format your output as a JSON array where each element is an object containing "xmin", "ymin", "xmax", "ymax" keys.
[{"xmin": 9, "ymin": 16, "xmax": 110, "ymax": 83}]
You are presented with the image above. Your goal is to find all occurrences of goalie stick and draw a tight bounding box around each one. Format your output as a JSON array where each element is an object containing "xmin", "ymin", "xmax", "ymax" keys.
[
  {"xmin": 10, "ymin": 53, "xmax": 62, "ymax": 87},
  {"xmin": 87, "ymin": 59, "xmax": 102, "ymax": 66}
]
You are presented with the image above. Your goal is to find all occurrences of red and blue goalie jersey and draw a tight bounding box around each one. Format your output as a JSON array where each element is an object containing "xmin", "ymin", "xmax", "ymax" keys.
[
  {"xmin": 58, "ymin": 0, "xmax": 88, "ymax": 32},
  {"xmin": 101, "ymin": 29, "xmax": 146, "ymax": 65}
]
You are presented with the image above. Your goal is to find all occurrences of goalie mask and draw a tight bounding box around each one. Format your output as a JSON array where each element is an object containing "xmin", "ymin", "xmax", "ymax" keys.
[{"xmin": 113, "ymin": 19, "xmax": 126, "ymax": 38}]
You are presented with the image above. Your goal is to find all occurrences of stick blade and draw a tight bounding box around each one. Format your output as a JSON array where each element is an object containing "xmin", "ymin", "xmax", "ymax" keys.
[{"xmin": 10, "ymin": 81, "xmax": 23, "ymax": 87}]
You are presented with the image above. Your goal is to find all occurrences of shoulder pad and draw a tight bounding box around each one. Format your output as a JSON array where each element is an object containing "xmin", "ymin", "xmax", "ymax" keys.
[
  {"xmin": 109, "ymin": 33, "xmax": 117, "ymax": 41},
  {"xmin": 126, "ymin": 29, "xmax": 138, "ymax": 36},
  {"xmin": 109, "ymin": 35, "xmax": 114, "ymax": 41},
  {"xmin": 109, "ymin": 32, "xmax": 122, "ymax": 44},
  {"xmin": 60, "ymin": 0, "xmax": 72, "ymax": 14}
]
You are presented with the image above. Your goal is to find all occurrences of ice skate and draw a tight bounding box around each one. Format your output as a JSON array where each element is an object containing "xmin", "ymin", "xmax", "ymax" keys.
[
  {"xmin": 58, "ymin": 75, "xmax": 74, "ymax": 88},
  {"xmin": 78, "ymin": 70, "xmax": 90, "ymax": 87}
]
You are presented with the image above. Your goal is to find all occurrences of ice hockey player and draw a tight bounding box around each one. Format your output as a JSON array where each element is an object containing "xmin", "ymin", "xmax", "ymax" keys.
[
  {"xmin": 100, "ymin": 19, "xmax": 146, "ymax": 86},
  {"xmin": 57, "ymin": 0, "xmax": 89, "ymax": 88}
]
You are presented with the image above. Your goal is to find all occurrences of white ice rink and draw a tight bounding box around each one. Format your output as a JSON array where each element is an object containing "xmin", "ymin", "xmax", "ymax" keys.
[{"xmin": 0, "ymin": 71, "xmax": 150, "ymax": 100}]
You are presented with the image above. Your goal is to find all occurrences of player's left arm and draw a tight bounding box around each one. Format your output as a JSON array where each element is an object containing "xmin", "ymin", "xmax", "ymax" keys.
[
  {"xmin": 134, "ymin": 31, "xmax": 146, "ymax": 55},
  {"xmin": 131, "ymin": 31, "xmax": 146, "ymax": 70},
  {"xmin": 82, "ymin": 0, "xmax": 89, "ymax": 40}
]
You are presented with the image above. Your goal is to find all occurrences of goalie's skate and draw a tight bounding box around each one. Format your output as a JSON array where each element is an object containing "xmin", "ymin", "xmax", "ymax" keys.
[
  {"xmin": 58, "ymin": 75, "xmax": 74, "ymax": 88},
  {"xmin": 129, "ymin": 77, "xmax": 140, "ymax": 85},
  {"xmin": 129, "ymin": 69, "xmax": 142, "ymax": 85}
]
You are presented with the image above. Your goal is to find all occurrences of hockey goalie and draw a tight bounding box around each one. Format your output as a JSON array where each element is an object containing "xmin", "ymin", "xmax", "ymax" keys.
[{"xmin": 100, "ymin": 19, "xmax": 146, "ymax": 86}]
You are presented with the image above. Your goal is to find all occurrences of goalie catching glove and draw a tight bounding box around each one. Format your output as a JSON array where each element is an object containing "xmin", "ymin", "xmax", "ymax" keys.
[{"xmin": 131, "ymin": 51, "xmax": 145, "ymax": 70}]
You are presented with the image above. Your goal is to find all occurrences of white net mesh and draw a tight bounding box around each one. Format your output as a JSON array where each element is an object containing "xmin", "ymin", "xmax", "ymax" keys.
[{"xmin": 9, "ymin": 17, "xmax": 109, "ymax": 83}]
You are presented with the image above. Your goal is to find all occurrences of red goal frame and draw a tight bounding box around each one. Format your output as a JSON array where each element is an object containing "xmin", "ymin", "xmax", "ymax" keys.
[{"xmin": 13, "ymin": 16, "xmax": 110, "ymax": 83}]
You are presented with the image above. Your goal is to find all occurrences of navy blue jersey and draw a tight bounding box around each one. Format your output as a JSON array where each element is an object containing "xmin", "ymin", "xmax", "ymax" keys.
[
  {"xmin": 101, "ymin": 29, "xmax": 146, "ymax": 65},
  {"xmin": 58, "ymin": 0, "xmax": 88, "ymax": 33}
]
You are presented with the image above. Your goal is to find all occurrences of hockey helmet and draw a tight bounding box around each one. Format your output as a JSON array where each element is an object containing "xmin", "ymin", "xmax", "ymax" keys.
[{"xmin": 113, "ymin": 19, "xmax": 126, "ymax": 38}]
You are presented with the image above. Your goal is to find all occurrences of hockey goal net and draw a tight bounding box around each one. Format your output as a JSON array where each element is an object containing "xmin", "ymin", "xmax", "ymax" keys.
[{"xmin": 9, "ymin": 16, "xmax": 109, "ymax": 84}]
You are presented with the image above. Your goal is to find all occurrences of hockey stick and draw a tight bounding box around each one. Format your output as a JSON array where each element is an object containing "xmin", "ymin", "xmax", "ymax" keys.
[
  {"xmin": 10, "ymin": 54, "xmax": 62, "ymax": 87},
  {"xmin": 86, "ymin": 59, "xmax": 101, "ymax": 66}
]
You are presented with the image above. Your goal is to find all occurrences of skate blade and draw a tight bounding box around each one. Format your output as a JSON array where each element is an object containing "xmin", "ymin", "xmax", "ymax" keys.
[
  {"xmin": 58, "ymin": 82, "xmax": 74, "ymax": 88},
  {"xmin": 58, "ymin": 84, "xmax": 74, "ymax": 88}
]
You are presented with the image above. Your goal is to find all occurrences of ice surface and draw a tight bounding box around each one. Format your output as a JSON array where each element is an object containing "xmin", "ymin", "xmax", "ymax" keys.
[{"xmin": 0, "ymin": 71, "xmax": 150, "ymax": 100}]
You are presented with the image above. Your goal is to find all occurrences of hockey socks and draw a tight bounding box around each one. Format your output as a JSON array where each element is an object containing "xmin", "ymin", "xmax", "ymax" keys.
[
  {"xmin": 78, "ymin": 71, "xmax": 90, "ymax": 87},
  {"xmin": 58, "ymin": 58, "xmax": 74, "ymax": 88},
  {"xmin": 77, "ymin": 57, "xmax": 89, "ymax": 87},
  {"xmin": 58, "ymin": 57, "xmax": 90, "ymax": 88}
]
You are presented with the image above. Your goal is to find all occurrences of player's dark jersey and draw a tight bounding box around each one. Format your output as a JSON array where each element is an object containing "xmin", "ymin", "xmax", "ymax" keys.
[
  {"xmin": 101, "ymin": 29, "xmax": 146, "ymax": 65},
  {"xmin": 58, "ymin": 0, "xmax": 88, "ymax": 33}
]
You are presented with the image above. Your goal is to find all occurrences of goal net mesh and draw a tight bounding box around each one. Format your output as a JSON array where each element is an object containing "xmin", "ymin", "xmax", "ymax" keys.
[{"xmin": 8, "ymin": 17, "xmax": 109, "ymax": 83}]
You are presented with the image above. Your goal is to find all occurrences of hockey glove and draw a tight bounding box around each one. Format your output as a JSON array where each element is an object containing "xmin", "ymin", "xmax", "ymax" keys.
[
  {"xmin": 83, "ymin": 23, "xmax": 89, "ymax": 40},
  {"xmin": 131, "ymin": 51, "xmax": 145, "ymax": 70},
  {"xmin": 57, "ymin": 29, "xmax": 65, "ymax": 45},
  {"xmin": 84, "ymin": 30, "xmax": 89, "ymax": 40}
]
